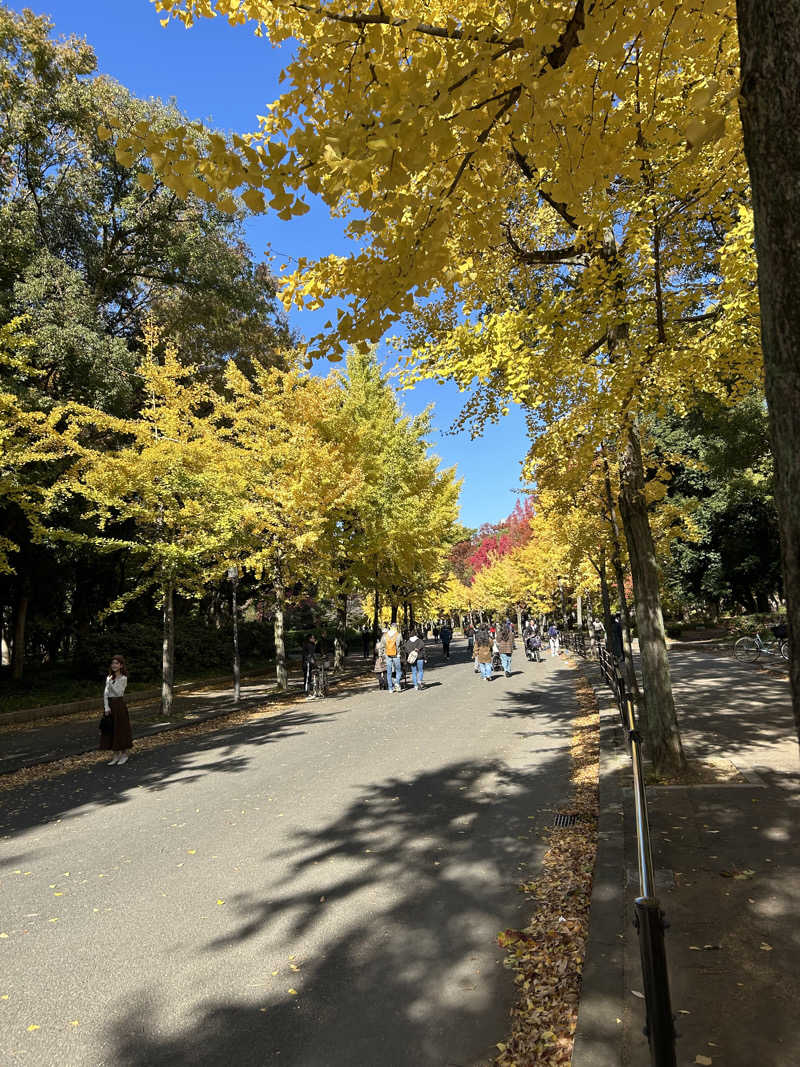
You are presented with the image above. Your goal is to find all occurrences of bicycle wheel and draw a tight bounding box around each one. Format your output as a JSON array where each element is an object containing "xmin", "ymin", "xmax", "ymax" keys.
[
  {"xmin": 780, "ymin": 639, "xmax": 790, "ymax": 662},
  {"xmin": 734, "ymin": 637, "xmax": 760, "ymax": 663}
]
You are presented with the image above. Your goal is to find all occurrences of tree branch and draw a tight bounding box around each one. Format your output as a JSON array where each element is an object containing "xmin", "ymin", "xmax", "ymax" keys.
[{"xmin": 503, "ymin": 222, "xmax": 589, "ymax": 266}]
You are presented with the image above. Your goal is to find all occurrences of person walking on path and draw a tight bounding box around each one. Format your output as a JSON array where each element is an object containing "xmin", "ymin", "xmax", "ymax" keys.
[
  {"xmin": 302, "ymin": 634, "xmax": 318, "ymax": 697},
  {"xmin": 380, "ymin": 622, "xmax": 403, "ymax": 692},
  {"xmin": 100, "ymin": 654, "xmax": 132, "ymax": 765},
  {"xmin": 403, "ymin": 628, "xmax": 427, "ymax": 690},
  {"xmin": 361, "ymin": 624, "xmax": 372, "ymax": 659},
  {"xmin": 548, "ymin": 622, "xmax": 560, "ymax": 657},
  {"xmin": 440, "ymin": 621, "xmax": 453, "ymax": 658},
  {"xmin": 464, "ymin": 622, "xmax": 474, "ymax": 659},
  {"xmin": 496, "ymin": 622, "xmax": 515, "ymax": 676},
  {"xmin": 475, "ymin": 627, "xmax": 493, "ymax": 681},
  {"xmin": 373, "ymin": 632, "xmax": 388, "ymax": 690}
]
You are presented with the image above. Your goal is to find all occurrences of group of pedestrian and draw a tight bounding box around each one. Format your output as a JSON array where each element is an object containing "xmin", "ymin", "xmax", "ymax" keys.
[
  {"xmin": 470, "ymin": 620, "xmax": 516, "ymax": 680},
  {"xmin": 374, "ymin": 621, "xmax": 427, "ymax": 691}
]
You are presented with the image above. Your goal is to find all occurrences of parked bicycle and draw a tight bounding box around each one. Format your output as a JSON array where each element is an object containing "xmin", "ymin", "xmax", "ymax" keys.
[{"xmin": 734, "ymin": 625, "xmax": 790, "ymax": 664}]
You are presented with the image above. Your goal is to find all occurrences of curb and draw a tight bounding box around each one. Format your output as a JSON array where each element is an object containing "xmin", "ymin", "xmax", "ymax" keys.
[{"xmin": 571, "ymin": 667, "xmax": 628, "ymax": 1067}]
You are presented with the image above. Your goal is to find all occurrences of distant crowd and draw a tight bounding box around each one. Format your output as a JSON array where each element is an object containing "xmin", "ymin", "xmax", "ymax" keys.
[{"xmin": 369, "ymin": 616, "xmax": 571, "ymax": 693}]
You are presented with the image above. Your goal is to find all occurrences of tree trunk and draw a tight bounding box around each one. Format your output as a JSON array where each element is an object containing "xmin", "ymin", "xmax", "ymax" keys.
[
  {"xmin": 599, "ymin": 549, "xmax": 614, "ymax": 646},
  {"xmin": 161, "ymin": 582, "xmax": 175, "ymax": 716},
  {"xmin": 737, "ymin": 0, "xmax": 800, "ymax": 750},
  {"xmin": 618, "ymin": 422, "xmax": 685, "ymax": 774},
  {"xmin": 12, "ymin": 591, "xmax": 28, "ymax": 681},
  {"xmin": 409, "ymin": 602, "xmax": 415, "ymax": 629},
  {"xmin": 273, "ymin": 566, "xmax": 288, "ymax": 692},
  {"xmin": 601, "ymin": 446, "xmax": 641, "ymax": 698},
  {"xmin": 516, "ymin": 606, "xmax": 523, "ymax": 635},
  {"xmin": 576, "ymin": 595, "xmax": 583, "ymax": 629},
  {"xmin": 390, "ymin": 602, "xmax": 398, "ymax": 623},
  {"xmin": 333, "ymin": 592, "xmax": 348, "ymax": 671}
]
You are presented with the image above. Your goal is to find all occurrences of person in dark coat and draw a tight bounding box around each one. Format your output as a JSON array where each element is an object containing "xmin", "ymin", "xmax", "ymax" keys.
[
  {"xmin": 100, "ymin": 654, "xmax": 132, "ymax": 765},
  {"xmin": 403, "ymin": 628, "xmax": 427, "ymax": 690},
  {"xmin": 440, "ymin": 621, "xmax": 453, "ymax": 658}
]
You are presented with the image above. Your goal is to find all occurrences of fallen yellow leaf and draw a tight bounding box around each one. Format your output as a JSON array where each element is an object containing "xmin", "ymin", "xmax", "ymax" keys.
[
  {"xmin": 187, "ymin": 850, "xmax": 196, "ymax": 855},
  {"xmin": 27, "ymin": 1024, "xmax": 40, "ymax": 1032},
  {"xmin": 760, "ymin": 942, "xmax": 773, "ymax": 951},
  {"xmin": 288, "ymin": 988, "xmax": 298, "ymax": 995},
  {"xmin": 217, "ymin": 899, "xmax": 225, "ymax": 906},
  {"xmin": 695, "ymin": 1057, "xmax": 712, "ymax": 1066}
]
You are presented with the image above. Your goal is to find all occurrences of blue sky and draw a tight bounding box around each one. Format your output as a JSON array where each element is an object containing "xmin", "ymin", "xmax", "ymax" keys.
[{"xmin": 31, "ymin": 0, "xmax": 529, "ymax": 530}]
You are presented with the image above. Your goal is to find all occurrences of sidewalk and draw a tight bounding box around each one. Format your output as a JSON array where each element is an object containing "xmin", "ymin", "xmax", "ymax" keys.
[
  {"xmin": 572, "ymin": 645, "xmax": 800, "ymax": 1066},
  {"xmin": 0, "ymin": 657, "xmax": 372, "ymax": 776}
]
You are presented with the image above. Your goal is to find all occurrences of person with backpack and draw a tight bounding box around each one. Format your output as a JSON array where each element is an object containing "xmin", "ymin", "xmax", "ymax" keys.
[
  {"xmin": 474, "ymin": 627, "xmax": 493, "ymax": 681},
  {"xmin": 403, "ymin": 628, "xmax": 427, "ymax": 690},
  {"xmin": 496, "ymin": 622, "xmax": 515, "ymax": 676},
  {"xmin": 380, "ymin": 621, "xmax": 403, "ymax": 692},
  {"xmin": 548, "ymin": 622, "xmax": 560, "ymax": 657}
]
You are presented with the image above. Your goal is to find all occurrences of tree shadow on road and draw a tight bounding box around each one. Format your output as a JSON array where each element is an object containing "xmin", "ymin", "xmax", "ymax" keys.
[
  {"xmin": 0, "ymin": 705, "xmax": 338, "ymax": 839},
  {"xmin": 103, "ymin": 745, "xmax": 575, "ymax": 1067}
]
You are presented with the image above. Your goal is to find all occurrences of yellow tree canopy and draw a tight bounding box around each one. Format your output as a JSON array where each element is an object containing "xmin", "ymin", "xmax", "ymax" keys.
[
  {"xmin": 115, "ymin": 0, "xmax": 746, "ymax": 366},
  {"xmin": 48, "ymin": 332, "xmax": 252, "ymax": 604}
]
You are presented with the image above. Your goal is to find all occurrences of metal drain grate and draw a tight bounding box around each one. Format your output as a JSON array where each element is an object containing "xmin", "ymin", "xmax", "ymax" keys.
[{"xmin": 553, "ymin": 812, "xmax": 580, "ymax": 828}]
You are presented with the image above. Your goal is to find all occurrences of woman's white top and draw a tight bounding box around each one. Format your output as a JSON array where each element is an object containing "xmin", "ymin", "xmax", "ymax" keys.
[{"xmin": 104, "ymin": 674, "xmax": 128, "ymax": 712}]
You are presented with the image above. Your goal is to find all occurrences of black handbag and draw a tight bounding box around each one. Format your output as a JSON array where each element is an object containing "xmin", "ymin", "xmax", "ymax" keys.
[{"xmin": 99, "ymin": 711, "xmax": 113, "ymax": 733}]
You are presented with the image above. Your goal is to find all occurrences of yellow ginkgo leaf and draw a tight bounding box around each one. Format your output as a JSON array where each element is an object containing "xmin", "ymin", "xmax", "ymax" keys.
[
  {"xmin": 217, "ymin": 899, "xmax": 225, "ymax": 905},
  {"xmin": 27, "ymin": 1024, "xmax": 40, "ymax": 1032},
  {"xmin": 288, "ymin": 988, "xmax": 298, "ymax": 995}
]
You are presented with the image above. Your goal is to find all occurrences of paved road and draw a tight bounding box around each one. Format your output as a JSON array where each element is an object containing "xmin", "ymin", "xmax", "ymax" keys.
[{"xmin": 0, "ymin": 643, "xmax": 577, "ymax": 1066}]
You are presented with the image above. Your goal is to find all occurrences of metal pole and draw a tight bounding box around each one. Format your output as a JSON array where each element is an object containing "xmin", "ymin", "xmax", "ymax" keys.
[
  {"xmin": 625, "ymin": 694, "xmax": 656, "ymax": 900},
  {"xmin": 634, "ymin": 898, "xmax": 677, "ymax": 1067},
  {"xmin": 228, "ymin": 567, "xmax": 241, "ymax": 704},
  {"xmin": 624, "ymin": 692, "xmax": 676, "ymax": 1066}
]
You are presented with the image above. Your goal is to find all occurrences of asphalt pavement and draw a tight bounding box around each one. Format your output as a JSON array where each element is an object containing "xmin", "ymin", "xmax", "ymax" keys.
[{"xmin": 0, "ymin": 641, "xmax": 578, "ymax": 1066}]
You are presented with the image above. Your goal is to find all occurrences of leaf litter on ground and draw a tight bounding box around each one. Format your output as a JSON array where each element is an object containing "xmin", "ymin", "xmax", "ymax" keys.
[{"xmin": 494, "ymin": 662, "xmax": 599, "ymax": 1067}]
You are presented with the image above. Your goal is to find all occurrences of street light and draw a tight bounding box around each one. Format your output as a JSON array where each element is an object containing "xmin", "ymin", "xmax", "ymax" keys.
[{"xmin": 227, "ymin": 566, "xmax": 240, "ymax": 703}]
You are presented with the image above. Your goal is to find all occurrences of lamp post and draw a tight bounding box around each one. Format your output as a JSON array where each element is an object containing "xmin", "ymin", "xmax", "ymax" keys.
[{"xmin": 227, "ymin": 566, "xmax": 240, "ymax": 703}]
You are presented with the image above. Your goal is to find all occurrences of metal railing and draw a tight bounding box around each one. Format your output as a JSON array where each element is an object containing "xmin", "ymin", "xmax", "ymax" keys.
[{"xmin": 597, "ymin": 647, "xmax": 677, "ymax": 1067}]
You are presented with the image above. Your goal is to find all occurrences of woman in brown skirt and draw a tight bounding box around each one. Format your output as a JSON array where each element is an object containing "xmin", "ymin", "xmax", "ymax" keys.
[{"xmin": 100, "ymin": 654, "xmax": 132, "ymax": 765}]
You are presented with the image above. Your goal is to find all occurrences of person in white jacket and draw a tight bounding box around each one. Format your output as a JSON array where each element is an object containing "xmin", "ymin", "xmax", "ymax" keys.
[{"xmin": 100, "ymin": 655, "xmax": 133, "ymax": 765}]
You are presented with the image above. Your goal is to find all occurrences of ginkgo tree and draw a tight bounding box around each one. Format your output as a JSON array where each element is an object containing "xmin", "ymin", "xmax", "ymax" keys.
[
  {"xmin": 50, "ymin": 326, "xmax": 250, "ymax": 714},
  {"xmin": 115, "ymin": 0, "xmax": 800, "ymax": 754},
  {"xmin": 215, "ymin": 359, "xmax": 366, "ymax": 690}
]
